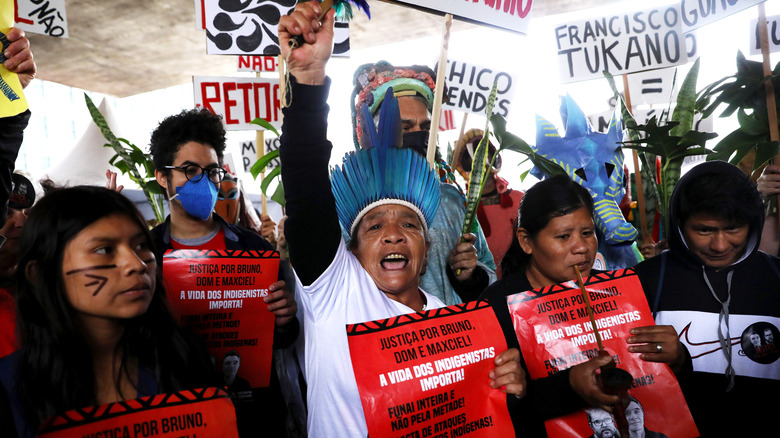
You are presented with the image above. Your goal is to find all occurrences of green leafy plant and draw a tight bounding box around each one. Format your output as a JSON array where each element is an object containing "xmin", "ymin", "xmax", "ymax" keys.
[
  {"xmin": 249, "ymin": 118, "xmax": 285, "ymax": 206},
  {"xmin": 696, "ymin": 51, "xmax": 780, "ymax": 172},
  {"xmin": 460, "ymin": 79, "xmax": 566, "ymax": 239},
  {"xmin": 84, "ymin": 94, "xmax": 165, "ymax": 223},
  {"xmin": 460, "ymin": 80, "xmax": 500, "ymax": 237},
  {"xmin": 604, "ymin": 72, "xmax": 661, "ymax": 241},
  {"xmin": 608, "ymin": 59, "xmax": 716, "ymax": 234}
]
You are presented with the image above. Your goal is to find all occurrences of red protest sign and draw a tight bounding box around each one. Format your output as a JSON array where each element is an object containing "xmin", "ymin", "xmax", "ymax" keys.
[
  {"xmin": 508, "ymin": 269, "xmax": 698, "ymax": 437},
  {"xmin": 39, "ymin": 387, "xmax": 237, "ymax": 438},
  {"xmin": 193, "ymin": 76, "xmax": 281, "ymax": 131},
  {"xmin": 163, "ymin": 250, "xmax": 278, "ymax": 389},
  {"xmin": 347, "ymin": 300, "xmax": 514, "ymax": 438}
]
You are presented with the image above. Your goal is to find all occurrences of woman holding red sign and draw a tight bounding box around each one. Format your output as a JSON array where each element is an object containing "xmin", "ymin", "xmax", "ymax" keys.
[
  {"xmin": 480, "ymin": 175, "xmax": 686, "ymax": 436},
  {"xmin": 0, "ymin": 187, "xmax": 217, "ymax": 438},
  {"xmin": 277, "ymin": 3, "xmax": 525, "ymax": 436}
]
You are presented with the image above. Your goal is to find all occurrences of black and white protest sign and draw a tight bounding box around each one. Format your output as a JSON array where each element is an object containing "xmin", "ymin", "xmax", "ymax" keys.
[
  {"xmin": 15, "ymin": 0, "xmax": 68, "ymax": 38},
  {"xmin": 203, "ymin": 0, "xmax": 350, "ymax": 56},
  {"xmin": 625, "ymin": 67, "xmax": 677, "ymax": 106},
  {"xmin": 750, "ymin": 15, "xmax": 780, "ymax": 55},
  {"xmin": 204, "ymin": 0, "xmax": 293, "ymax": 55},
  {"xmin": 389, "ymin": 0, "xmax": 533, "ymax": 34},
  {"xmin": 239, "ymin": 138, "xmax": 280, "ymax": 174},
  {"xmin": 240, "ymin": 141, "xmax": 257, "ymax": 173},
  {"xmin": 555, "ymin": 5, "xmax": 698, "ymax": 83},
  {"xmin": 442, "ymin": 60, "xmax": 515, "ymax": 117},
  {"xmin": 681, "ymin": 0, "xmax": 765, "ymax": 33},
  {"xmin": 332, "ymin": 21, "xmax": 350, "ymax": 57}
]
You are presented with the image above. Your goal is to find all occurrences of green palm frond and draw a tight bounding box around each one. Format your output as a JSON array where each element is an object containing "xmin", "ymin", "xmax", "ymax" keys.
[
  {"xmin": 85, "ymin": 94, "xmax": 165, "ymax": 222},
  {"xmin": 249, "ymin": 117, "xmax": 285, "ymax": 207},
  {"xmin": 607, "ymin": 60, "xmax": 716, "ymax": 235},
  {"xmin": 696, "ymin": 51, "xmax": 780, "ymax": 172}
]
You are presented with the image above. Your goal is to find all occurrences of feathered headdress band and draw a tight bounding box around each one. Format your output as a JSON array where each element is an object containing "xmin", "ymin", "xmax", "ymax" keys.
[{"xmin": 332, "ymin": 88, "xmax": 441, "ymax": 235}]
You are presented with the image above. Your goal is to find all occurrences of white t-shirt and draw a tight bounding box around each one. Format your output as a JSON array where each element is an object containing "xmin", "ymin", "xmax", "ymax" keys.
[{"xmin": 294, "ymin": 240, "xmax": 446, "ymax": 437}]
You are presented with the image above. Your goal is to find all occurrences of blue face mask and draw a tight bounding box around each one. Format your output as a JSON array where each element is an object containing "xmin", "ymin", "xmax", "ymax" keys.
[{"xmin": 175, "ymin": 177, "xmax": 218, "ymax": 221}]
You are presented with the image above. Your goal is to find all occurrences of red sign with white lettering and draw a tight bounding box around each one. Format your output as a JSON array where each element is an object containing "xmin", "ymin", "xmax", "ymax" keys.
[
  {"xmin": 507, "ymin": 269, "xmax": 698, "ymax": 437},
  {"xmin": 347, "ymin": 301, "xmax": 514, "ymax": 437},
  {"xmin": 163, "ymin": 249, "xmax": 278, "ymax": 389}
]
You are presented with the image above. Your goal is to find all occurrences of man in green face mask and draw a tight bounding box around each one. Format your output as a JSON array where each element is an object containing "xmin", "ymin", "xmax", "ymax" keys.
[{"xmin": 149, "ymin": 108, "xmax": 299, "ymax": 437}]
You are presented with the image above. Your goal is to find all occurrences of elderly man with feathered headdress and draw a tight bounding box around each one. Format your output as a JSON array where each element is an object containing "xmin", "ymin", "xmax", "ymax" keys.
[
  {"xmin": 276, "ymin": 3, "xmax": 524, "ymax": 437},
  {"xmin": 349, "ymin": 60, "xmax": 497, "ymax": 306}
]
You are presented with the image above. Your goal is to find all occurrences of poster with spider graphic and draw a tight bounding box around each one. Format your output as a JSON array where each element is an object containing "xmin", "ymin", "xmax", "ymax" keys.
[{"xmin": 200, "ymin": 0, "xmax": 351, "ymax": 57}]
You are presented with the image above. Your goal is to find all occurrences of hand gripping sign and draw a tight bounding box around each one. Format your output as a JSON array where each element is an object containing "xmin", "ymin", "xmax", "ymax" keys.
[
  {"xmin": 163, "ymin": 249, "xmax": 278, "ymax": 390},
  {"xmin": 507, "ymin": 268, "xmax": 698, "ymax": 437},
  {"xmin": 38, "ymin": 388, "xmax": 238, "ymax": 438},
  {"xmin": 347, "ymin": 300, "xmax": 514, "ymax": 438}
]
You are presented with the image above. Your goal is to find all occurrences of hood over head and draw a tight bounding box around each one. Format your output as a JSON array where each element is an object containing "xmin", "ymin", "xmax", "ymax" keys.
[{"xmin": 668, "ymin": 160, "xmax": 764, "ymax": 268}]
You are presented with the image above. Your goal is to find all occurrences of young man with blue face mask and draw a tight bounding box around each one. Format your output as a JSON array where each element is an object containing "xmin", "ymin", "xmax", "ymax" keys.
[{"xmin": 149, "ymin": 108, "xmax": 299, "ymax": 437}]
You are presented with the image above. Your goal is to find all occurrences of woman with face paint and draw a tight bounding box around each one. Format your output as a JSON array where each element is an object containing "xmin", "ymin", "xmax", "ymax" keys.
[{"xmin": 0, "ymin": 186, "xmax": 216, "ymax": 438}]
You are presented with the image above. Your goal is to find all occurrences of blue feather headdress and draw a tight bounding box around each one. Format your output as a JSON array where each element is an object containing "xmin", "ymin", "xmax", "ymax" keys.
[
  {"xmin": 332, "ymin": 0, "xmax": 370, "ymax": 20},
  {"xmin": 331, "ymin": 88, "xmax": 441, "ymax": 235}
]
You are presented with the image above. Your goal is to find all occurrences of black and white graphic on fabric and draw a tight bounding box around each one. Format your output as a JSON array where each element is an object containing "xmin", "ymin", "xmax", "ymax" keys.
[
  {"xmin": 740, "ymin": 322, "xmax": 780, "ymax": 365},
  {"xmin": 205, "ymin": 0, "xmax": 350, "ymax": 56}
]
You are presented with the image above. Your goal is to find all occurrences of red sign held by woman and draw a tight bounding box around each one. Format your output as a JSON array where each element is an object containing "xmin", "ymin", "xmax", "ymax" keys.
[{"xmin": 348, "ymin": 301, "xmax": 514, "ymax": 438}]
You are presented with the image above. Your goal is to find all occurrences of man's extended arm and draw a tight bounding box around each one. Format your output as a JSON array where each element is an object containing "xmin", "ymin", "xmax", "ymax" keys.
[{"xmin": 278, "ymin": 3, "xmax": 340, "ymax": 286}]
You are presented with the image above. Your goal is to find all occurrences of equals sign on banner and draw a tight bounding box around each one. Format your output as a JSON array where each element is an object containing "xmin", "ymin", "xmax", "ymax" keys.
[{"xmin": 641, "ymin": 78, "xmax": 663, "ymax": 95}]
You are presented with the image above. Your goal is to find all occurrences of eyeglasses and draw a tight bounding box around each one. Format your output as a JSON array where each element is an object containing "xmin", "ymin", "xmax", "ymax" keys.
[
  {"xmin": 165, "ymin": 164, "xmax": 227, "ymax": 183},
  {"xmin": 590, "ymin": 418, "xmax": 615, "ymax": 428}
]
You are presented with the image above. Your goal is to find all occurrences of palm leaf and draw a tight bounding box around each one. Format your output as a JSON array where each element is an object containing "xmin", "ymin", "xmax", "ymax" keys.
[
  {"xmin": 670, "ymin": 58, "xmax": 699, "ymax": 137},
  {"xmin": 754, "ymin": 141, "xmax": 780, "ymax": 169},
  {"xmin": 250, "ymin": 149, "xmax": 280, "ymax": 179},
  {"xmin": 250, "ymin": 117, "xmax": 280, "ymax": 137},
  {"xmin": 697, "ymin": 51, "xmax": 780, "ymax": 172},
  {"xmin": 270, "ymin": 181, "xmax": 285, "ymax": 207},
  {"xmin": 612, "ymin": 63, "xmax": 715, "ymax": 234},
  {"xmin": 260, "ymin": 166, "xmax": 281, "ymax": 196},
  {"xmin": 85, "ymin": 93, "xmax": 165, "ymax": 223},
  {"xmin": 461, "ymin": 78, "xmax": 499, "ymax": 236}
]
